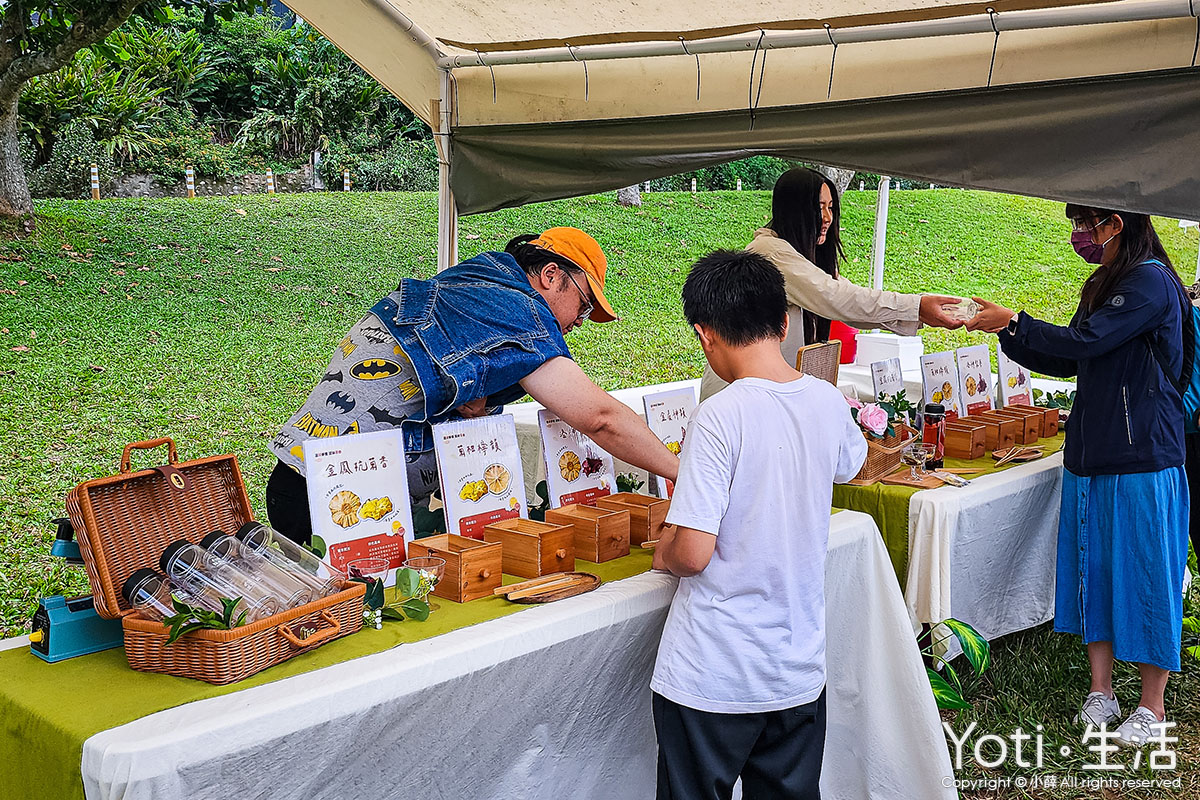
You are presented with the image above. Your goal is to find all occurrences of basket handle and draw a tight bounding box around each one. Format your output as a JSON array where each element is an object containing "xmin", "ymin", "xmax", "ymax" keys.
[
  {"xmin": 120, "ymin": 438, "xmax": 179, "ymax": 473},
  {"xmin": 279, "ymin": 610, "xmax": 341, "ymax": 650}
]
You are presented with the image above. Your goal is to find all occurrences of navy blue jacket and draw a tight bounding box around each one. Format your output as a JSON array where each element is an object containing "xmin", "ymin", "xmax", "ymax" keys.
[{"xmin": 998, "ymin": 260, "xmax": 1185, "ymax": 476}]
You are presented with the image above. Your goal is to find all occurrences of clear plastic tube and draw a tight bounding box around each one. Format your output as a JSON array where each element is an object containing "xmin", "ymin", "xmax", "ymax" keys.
[
  {"xmin": 236, "ymin": 522, "xmax": 346, "ymax": 597},
  {"xmin": 121, "ymin": 569, "xmax": 176, "ymax": 622},
  {"xmin": 200, "ymin": 532, "xmax": 315, "ymax": 609},
  {"xmin": 159, "ymin": 539, "xmax": 280, "ymax": 623}
]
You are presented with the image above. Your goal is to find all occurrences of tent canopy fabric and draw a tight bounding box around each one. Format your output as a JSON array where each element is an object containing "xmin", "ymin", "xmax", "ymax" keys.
[{"xmin": 284, "ymin": 0, "xmax": 1200, "ymax": 218}]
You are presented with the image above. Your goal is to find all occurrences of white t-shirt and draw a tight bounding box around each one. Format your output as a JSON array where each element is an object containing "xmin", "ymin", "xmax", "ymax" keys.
[{"xmin": 650, "ymin": 375, "xmax": 868, "ymax": 714}]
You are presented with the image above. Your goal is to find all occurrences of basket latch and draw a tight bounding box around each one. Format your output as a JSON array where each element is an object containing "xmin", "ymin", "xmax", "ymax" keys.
[{"xmin": 153, "ymin": 464, "xmax": 190, "ymax": 493}]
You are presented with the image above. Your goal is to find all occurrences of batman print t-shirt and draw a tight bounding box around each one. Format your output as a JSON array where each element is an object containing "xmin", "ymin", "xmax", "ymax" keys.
[{"xmin": 269, "ymin": 313, "xmax": 442, "ymax": 502}]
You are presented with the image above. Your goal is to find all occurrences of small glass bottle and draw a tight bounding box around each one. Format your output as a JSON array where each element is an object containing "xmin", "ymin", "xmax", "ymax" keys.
[
  {"xmin": 121, "ymin": 568, "xmax": 177, "ymax": 622},
  {"xmin": 159, "ymin": 539, "xmax": 280, "ymax": 623},
  {"xmin": 922, "ymin": 403, "xmax": 946, "ymax": 470},
  {"xmin": 235, "ymin": 521, "xmax": 346, "ymax": 597},
  {"xmin": 199, "ymin": 530, "xmax": 315, "ymax": 609}
]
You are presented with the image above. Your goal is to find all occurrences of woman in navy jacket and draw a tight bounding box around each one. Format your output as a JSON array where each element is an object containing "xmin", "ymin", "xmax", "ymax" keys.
[{"xmin": 970, "ymin": 205, "xmax": 1189, "ymax": 748}]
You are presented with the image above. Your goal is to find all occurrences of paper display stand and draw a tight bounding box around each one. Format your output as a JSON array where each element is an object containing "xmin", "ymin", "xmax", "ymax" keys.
[
  {"xmin": 643, "ymin": 386, "xmax": 697, "ymax": 497},
  {"xmin": 537, "ymin": 409, "xmax": 615, "ymax": 508},
  {"xmin": 997, "ymin": 347, "xmax": 1034, "ymax": 407},
  {"xmin": 920, "ymin": 351, "xmax": 962, "ymax": 420},
  {"xmin": 303, "ymin": 429, "xmax": 414, "ymax": 588},
  {"xmin": 433, "ymin": 414, "xmax": 528, "ymax": 540},
  {"xmin": 870, "ymin": 357, "xmax": 904, "ymax": 401},
  {"xmin": 955, "ymin": 344, "xmax": 994, "ymax": 416}
]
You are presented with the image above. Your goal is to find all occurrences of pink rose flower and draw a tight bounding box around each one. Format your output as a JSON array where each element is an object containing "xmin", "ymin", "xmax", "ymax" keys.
[
  {"xmin": 845, "ymin": 395, "xmax": 864, "ymax": 410},
  {"xmin": 858, "ymin": 403, "xmax": 890, "ymax": 436}
]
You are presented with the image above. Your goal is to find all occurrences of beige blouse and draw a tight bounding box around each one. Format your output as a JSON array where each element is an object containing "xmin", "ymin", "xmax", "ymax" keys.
[{"xmin": 699, "ymin": 228, "xmax": 923, "ymax": 401}]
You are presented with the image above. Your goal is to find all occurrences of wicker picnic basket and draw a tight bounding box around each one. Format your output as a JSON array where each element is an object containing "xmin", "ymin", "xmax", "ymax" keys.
[
  {"xmin": 849, "ymin": 423, "xmax": 919, "ymax": 485},
  {"xmin": 65, "ymin": 437, "xmax": 364, "ymax": 684}
]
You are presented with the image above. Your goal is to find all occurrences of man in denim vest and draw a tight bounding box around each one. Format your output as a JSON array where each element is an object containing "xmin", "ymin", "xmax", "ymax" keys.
[{"xmin": 266, "ymin": 227, "xmax": 681, "ymax": 543}]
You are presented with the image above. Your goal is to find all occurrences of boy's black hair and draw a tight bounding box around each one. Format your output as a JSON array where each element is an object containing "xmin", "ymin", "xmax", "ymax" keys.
[{"xmin": 682, "ymin": 250, "xmax": 787, "ymax": 346}]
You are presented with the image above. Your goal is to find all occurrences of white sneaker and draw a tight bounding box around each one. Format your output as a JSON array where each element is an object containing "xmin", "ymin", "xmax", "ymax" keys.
[
  {"xmin": 1115, "ymin": 706, "xmax": 1167, "ymax": 748},
  {"xmin": 1075, "ymin": 692, "xmax": 1121, "ymax": 727}
]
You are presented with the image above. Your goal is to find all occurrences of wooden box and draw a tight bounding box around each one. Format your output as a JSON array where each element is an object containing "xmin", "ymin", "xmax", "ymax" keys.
[
  {"xmin": 944, "ymin": 421, "xmax": 986, "ymax": 460},
  {"xmin": 1010, "ymin": 404, "xmax": 1060, "ymax": 438},
  {"xmin": 992, "ymin": 407, "xmax": 1041, "ymax": 443},
  {"xmin": 483, "ymin": 518, "xmax": 575, "ymax": 579},
  {"xmin": 594, "ymin": 493, "xmax": 670, "ymax": 546},
  {"xmin": 969, "ymin": 411, "xmax": 1018, "ymax": 452},
  {"xmin": 544, "ymin": 504, "xmax": 631, "ymax": 563},
  {"xmin": 407, "ymin": 534, "xmax": 502, "ymax": 603}
]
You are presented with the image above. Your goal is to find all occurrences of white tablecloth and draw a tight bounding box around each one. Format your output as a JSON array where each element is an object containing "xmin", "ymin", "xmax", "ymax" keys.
[
  {"xmin": 906, "ymin": 452, "xmax": 1064, "ymax": 642},
  {"xmin": 77, "ymin": 511, "xmax": 954, "ymax": 800}
]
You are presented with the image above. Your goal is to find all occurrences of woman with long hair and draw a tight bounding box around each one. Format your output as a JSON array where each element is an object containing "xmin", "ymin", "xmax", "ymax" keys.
[
  {"xmin": 969, "ymin": 206, "xmax": 1190, "ymax": 746},
  {"xmin": 700, "ymin": 167, "xmax": 961, "ymax": 400}
]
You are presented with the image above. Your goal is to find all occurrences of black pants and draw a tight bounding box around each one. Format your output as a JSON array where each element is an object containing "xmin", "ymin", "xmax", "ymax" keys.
[
  {"xmin": 265, "ymin": 460, "xmax": 312, "ymax": 546},
  {"xmin": 652, "ymin": 690, "xmax": 826, "ymax": 800},
  {"xmin": 1186, "ymin": 433, "xmax": 1200, "ymax": 560}
]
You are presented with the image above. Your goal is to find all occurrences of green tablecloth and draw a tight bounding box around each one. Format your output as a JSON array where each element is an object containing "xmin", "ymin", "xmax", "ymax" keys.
[
  {"xmin": 833, "ymin": 432, "xmax": 1066, "ymax": 581},
  {"xmin": 0, "ymin": 549, "xmax": 654, "ymax": 800}
]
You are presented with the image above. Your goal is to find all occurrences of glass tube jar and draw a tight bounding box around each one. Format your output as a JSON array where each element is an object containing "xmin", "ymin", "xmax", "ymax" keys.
[
  {"xmin": 235, "ymin": 522, "xmax": 346, "ymax": 597},
  {"xmin": 159, "ymin": 539, "xmax": 280, "ymax": 622},
  {"xmin": 121, "ymin": 568, "xmax": 176, "ymax": 622},
  {"xmin": 198, "ymin": 531, "xmax": 315, "ymax": 609}
]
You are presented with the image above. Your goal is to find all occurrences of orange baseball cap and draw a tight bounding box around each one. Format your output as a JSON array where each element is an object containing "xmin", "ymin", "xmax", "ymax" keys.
[{"xmin": 528, "ymin": 227, "xmax": 617, "ymax": 323}]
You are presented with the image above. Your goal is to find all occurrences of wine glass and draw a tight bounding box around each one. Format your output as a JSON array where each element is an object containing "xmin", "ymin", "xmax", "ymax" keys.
[
  {"xmin": 402, "ymin": 556, "xmax": 446, "ymax": 611},
  {"xmin": 918, "ymin": 444, "xmax": 937, "ymax": 475},
  {"xmin": 901, "ymin": 443, "xmax": 927, "ymax": 481},
  {"xmin": 347, "ymin": 557, "xmax": 390, "ymax": 628}
]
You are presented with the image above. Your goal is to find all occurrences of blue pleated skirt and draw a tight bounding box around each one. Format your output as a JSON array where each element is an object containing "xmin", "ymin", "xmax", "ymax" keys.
[{"xmin": 1054, "ymin": 466, "xmax": 1190, "ymax": 672}]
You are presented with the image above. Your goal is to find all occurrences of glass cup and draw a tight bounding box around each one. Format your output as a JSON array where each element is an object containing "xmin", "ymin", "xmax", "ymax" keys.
[
  {"xmin": 901, "ymin": 442, "xmax": 928, "ymax": 481},
  {"xmin": 402, "ymin": 556, "xmax": 446, "ymax": 611},
  {"xmin": 918, "ymin": 443, "xmax": 937, "ymax": 475}
]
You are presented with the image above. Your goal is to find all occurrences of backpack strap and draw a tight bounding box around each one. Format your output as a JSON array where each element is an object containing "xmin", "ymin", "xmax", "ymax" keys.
[{"xmin": 1143, "ymin": 261, "xmax": 1193, "ymax": 394}]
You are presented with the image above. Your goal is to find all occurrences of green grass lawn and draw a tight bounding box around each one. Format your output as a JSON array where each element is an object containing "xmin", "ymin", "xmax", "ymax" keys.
[{"xmin": 2, "ymin": 190, "xmax": 1198, "ymax": 798}]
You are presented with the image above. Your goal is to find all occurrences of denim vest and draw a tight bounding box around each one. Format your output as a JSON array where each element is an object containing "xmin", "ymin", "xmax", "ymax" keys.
[{"xmin": 368, "ymin": 251, "xmax": 572, "ymax": 453}]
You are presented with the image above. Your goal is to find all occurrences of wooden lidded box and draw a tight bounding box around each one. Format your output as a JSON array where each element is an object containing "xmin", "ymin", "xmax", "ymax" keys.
[
  {"xmin": 594, "ymin": 493, "xmax": 669, "ymax": 546},
  {"xmin": 1009, "ymin": 404, "xmax": 1060, "ymax": 438},
  {"xmin": 944, "ymin": 421, "xmax": 986, "ymax": 460},
  {"xmin": 993, "ymin": 407, "xmax": 1041, "ymax": 443},
  {"xmin": 407, "ymin": 534, "xmax": 502, "ymax": 602},
  {"xmin": 483, "ymin": 518, "xmax": 575, "ymax": 578},
  {"xmin": 544, "ymin": 504, "xmax": 631, "ymax": 563},
  {"xmin": 969, "ymin": 411, "xmax": 1018, "ymax": 452}
]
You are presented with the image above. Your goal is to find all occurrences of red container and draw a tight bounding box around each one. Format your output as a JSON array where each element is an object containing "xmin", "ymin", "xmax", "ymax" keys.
[{"xmin": 829, "ymin": 320, "xmax": 858, "ymax": 364}]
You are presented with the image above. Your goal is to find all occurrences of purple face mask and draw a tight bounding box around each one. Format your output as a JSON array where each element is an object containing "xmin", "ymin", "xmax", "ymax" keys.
[{"xmin": 1071, "ymin": 230, "xmax": 1105, "ymax": 264}]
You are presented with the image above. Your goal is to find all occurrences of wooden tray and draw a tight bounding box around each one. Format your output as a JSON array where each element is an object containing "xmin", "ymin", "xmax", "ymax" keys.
[
  {"xmin": 879, "ymin": 468, "xmax": 946, "ymax": 489},
  {"xmin": 504, "ymin": 572, "xmax": 601, "ymax": 604}
]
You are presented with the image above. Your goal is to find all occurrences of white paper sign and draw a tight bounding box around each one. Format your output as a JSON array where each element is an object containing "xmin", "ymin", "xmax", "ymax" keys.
[
  {"xmin": 537, "ymin": 410, "xmax": 616, "ymax": 508},
  {"xmin": 643, "ymin": 387, "xmax": 697, "ymax": 497},
  {"xmin": 997, "ymin": 347, "xmax": 1034, "ymax": 407},
  {"xmin": 870, "ymin": 358, "xmax": 904, "ymax": 401},
  {"xmin": 433, "ymin": 414, "xmax": 528, "ymax": 540},
  {"xmin": 920, "ymin": 351, "xmax": 962, "ymax": 419},
  {"xmin": 955, "ymin": 344, "xmax": 994, "ymax": 416},
  {"xmin": 303, "ymin": 430, "xmax": 414, "ymax": 587}
]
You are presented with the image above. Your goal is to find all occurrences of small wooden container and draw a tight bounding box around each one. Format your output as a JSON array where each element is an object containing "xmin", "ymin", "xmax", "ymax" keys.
[
  {"xmin": 993, "ymin": 407, "xmax": 1041, "ymax": 443},
  {"xmin": 544, "ymin": 504, "xmax": 631, "ymax": 563},
  {"xmin": 944, "ymin": 421, "xmax": 986, "ymax": 460},
  {"xmin": 1010, "ymin": 404, "xmax": 1060, "ymax": 437},
  {"xmin": 407, "ymin": 534, "xmax": 502, "ymax": 603},
  {"xmin": 483, "ymin": 518, "xmax": 575, "ymax": 579},
  {"xmin": 594, "ymin": 493, "xmax": 670, "ymax": 546},
  {"xmin": 969, "ymin": 411, "xmax": 1018, "ymax": 452}
]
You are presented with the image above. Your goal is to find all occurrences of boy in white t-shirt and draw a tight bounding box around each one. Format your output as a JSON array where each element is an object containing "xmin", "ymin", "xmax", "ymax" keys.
[{"xmin": 650, "ymin": 250, "xmax": 867, "ymax": 800}]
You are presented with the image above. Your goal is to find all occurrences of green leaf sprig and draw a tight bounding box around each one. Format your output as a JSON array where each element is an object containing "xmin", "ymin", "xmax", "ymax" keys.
[
  {"xmin": 920, "ymin": 617, "xmax": 991, "ymax": 711},
  {"xmin": 161, "ymin": 596, "xmax": 248, "ymax": 645},
  {"xmin": 350, "ymin": 566, "xmax": 430, "ymax": 623}
]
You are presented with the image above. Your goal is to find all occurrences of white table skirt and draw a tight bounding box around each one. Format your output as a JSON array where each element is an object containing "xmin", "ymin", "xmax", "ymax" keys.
[
  {"xmin": 79, "ymin": 511, "xmax": 954, "ymax": 800},
  {"xmin": 906, "ymin": 452, "xmax": 1063, "ymax": 642}
]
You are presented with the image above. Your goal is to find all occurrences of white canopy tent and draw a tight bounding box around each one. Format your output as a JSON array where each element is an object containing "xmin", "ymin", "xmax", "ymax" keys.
[{"xmin": 281, "ymin": 0, "xmax": 1200, "ymax": 269}]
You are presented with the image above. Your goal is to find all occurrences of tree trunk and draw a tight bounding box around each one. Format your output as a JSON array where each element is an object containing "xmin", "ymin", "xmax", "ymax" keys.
[
  {"xmin": 0, "ymin": 95, "xmax": 32, "ymax": 218},
  {"xmin": 815, "ymin": 165, "xmax": 855, "ymax": 196},
  {"xmin": 616, "ymin": 184, "xmax": 642, "ymax": 207}
]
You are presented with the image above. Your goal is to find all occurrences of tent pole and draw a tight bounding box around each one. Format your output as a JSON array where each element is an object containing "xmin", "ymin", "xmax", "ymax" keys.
[
  {"xmin": 442, "ymin": 0, "xmax": 1194, "ymax": 68},
  {"xmin": 436, "ymin": 70, "xmax": 458, "ymax": 273},
  {"xmin": 870, "ymin": 177, "xmax": 891, "ymax": 292}
]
